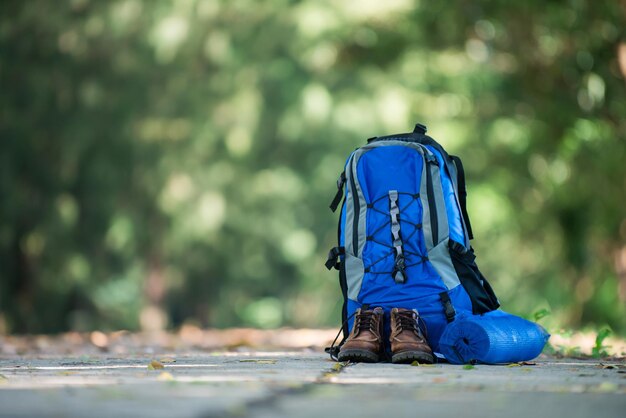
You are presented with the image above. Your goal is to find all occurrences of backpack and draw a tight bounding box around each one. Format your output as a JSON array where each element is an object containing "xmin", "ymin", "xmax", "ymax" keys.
[{"xmin": 325, "ymin": 123, "xmax": 500, "ymax": 359}]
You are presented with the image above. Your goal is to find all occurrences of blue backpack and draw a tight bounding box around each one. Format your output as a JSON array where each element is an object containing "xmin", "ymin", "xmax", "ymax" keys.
[{"xmin": 325, "ymin": 123, "xmax": 501, "ymax": 359}]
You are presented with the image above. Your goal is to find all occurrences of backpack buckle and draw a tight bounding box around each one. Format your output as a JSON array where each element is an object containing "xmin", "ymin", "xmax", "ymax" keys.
[
  {"xmin": 329, "ymin": 171, "xmax": 346, "ymax": 212},
  {"xmin": 336, "ymin": 171, "xmax": 346, "ymax": 189},
  {"xmin": 425, "ymin": 153, "xmax": 439, "ymax": 165},
  {"xmin": 393, "ymin": 256, "xmax": 406, "ymax": 284},
  {"xmin": 325, "ymin": 246, "xmax": 344, "ymax": 270},
  {"xmin": 439, "ymin": 292, "xmax": 456, "ymax": 323}
]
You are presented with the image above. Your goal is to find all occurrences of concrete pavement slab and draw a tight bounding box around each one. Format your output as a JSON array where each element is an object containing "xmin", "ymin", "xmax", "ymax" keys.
[{"xmin": 0, "ymin": 349, "xmax": 624, "ymax": 417}]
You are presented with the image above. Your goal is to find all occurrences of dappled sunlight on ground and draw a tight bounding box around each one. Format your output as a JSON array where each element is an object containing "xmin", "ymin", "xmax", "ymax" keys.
[{"xmin": 549, "ymin": 332, "xmax": 626, "ymax": 358}]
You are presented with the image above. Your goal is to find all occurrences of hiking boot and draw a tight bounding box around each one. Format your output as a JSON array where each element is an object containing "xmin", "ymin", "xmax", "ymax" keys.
[
  {"xmin": 390, "ymin": 308, "xmax": 434, "ymax": 364},
  {"xmin": 337, "ymin": 307, "xmax": 384, "ymax": 363}
]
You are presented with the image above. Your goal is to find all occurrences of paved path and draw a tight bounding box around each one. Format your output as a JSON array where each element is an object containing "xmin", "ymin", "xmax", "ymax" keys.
[{"xmin": 0, "ymin": 350, "xmax": 624, "ymax": 418}]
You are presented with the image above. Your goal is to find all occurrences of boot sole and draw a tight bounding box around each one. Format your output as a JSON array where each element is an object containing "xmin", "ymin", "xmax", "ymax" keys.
[
  {"xmin": 391, "ymin": 350, "xmax": 434, "ymax": 364},
  {"xmin": 337, "ymin": 349, "xmax": 379, "ymax": 363}
]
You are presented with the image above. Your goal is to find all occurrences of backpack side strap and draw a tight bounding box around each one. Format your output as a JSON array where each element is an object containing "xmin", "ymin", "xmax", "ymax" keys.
[{"xmin": 329, "ymin": 171, "xmax": 346, "ymax": 212}]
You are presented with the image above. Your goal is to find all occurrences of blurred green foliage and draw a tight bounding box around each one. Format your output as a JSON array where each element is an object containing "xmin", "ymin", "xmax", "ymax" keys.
[{"xmin": 1, "ymin": 0, "xmax": 625, "ymax": 334}]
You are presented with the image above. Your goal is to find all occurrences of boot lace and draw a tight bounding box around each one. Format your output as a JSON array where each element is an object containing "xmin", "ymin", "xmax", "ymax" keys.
[
  {"xmin": 395, "ymin": 310, "xmax": 427, "ymax": 339},
  {"xmin": 325, "ymin": 307, "xmax": 378, "ymax": 361},
  {"xmin": 355, "ymin": 310, "xmax": 377, "ymax": 332}
]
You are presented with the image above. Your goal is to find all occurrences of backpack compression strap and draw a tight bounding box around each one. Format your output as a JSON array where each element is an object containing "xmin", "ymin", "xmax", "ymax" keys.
[
  {"xmin": 329, "ymin": 171, "xmax": 346, "ymax": 212},
  {"xmin": 388, "ymin": 190, "xmax": 406, "ymax": 284},
  {"xmin": 449, "ymin": 155, "xmax": 474, "ymax": 241}
]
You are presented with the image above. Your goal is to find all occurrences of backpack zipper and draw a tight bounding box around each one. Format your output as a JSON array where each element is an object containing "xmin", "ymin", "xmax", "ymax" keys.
[
  {"xmin": 349, "ymin": 155, "xmax": 360, "ymax": 256},
  {"xmin": 424, "ymin": 152, "xmax": 439, "ymax": 246}
]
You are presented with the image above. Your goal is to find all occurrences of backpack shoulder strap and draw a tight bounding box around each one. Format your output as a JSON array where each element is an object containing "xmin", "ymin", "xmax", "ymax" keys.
[{"xmin": 450, "ymin": 155, "xmax": 474, "ymax": 241}]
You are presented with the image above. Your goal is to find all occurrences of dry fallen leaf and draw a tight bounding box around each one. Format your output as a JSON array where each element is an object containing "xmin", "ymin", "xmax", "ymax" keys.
[
  {"xmin": 148, "ymin": 360, "xmax": 164, "ymax": 370},
  {"xmin": 239, "ymin": 359, "xmax": 277, "ymax": 364},
  {"xmin": 89, "ymin": 331, "xmax": 108, "ymax": 349},
  {"xmin": 410, "ymin": 361, "xmax": 434, "ymax": 367},
  {"xmin": 507, "ymin": 363, "xmax": 521, "ymax": 368},
  {"xmin": 593, "ymin": 382, "xmax": 618, "ymax": 393},
  {"xmin": 157, "ymin": 372, "xmax": 174, "ymax": 381},
  {"xmin": 56, "ymin": 371, "xmax": 77, "ymax": 376}
]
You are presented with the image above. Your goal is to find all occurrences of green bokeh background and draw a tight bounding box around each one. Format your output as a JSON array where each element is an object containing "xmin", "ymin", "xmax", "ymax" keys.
[{"xmin": 1, "ymin": 0, "xmax": 625, "ymax": 334}]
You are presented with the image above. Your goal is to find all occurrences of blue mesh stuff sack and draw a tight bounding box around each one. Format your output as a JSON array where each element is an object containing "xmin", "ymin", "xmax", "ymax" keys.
[{"xmin": 438, "ymin": 310, "xmax": 550, "ymax": 364}]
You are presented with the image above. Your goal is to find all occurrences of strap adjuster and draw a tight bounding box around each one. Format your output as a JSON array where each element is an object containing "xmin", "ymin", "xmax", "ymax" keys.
[
  {"xmin": 329, "ymin": 171, "xmax": 346, "ymax": 212},
  {"xmin": 439, "ymin": 292, "xmax": 456, "ymax": 323},
  {"xmin": 425, "ymin": 153, "xmax": 439, "ymax": 165},
  {"xmin": 325, "ymin": 246, "xmax": 344, "ymax": 270}
]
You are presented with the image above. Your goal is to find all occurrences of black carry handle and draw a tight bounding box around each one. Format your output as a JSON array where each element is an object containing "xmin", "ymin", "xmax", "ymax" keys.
[
  {"xmin": 367, "ymin": 123, "xmax": 429, "ymax": 144},
  {"xmin": 413, "ymin": 123, "xmax": 427, "ymax": 134}
]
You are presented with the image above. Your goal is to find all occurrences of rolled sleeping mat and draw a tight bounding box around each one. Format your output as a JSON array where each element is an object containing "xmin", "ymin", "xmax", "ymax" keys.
[{"xmin": 438, "ymin": 310, "xmax": 550, "ymax": 364}]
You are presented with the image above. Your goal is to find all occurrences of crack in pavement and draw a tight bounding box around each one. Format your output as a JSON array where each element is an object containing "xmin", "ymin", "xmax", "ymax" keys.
[{"xmin": 199, "ymin": 361, "xmax": 353, "ymax": 418}]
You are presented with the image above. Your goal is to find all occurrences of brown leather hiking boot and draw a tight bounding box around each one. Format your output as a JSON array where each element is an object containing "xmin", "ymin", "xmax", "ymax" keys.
[
  {"xmin": 337, "ymin": 307, "xmax": 384, "ymax": 363},
  {"xmin": 390, "ymin": 308, "xmax": 434, "ymax": 364}
]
